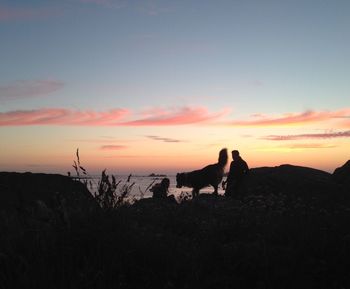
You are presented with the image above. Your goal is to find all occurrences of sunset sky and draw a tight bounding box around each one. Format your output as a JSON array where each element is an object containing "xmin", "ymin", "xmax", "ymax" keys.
[{"xmin": 1, "ymin": 0, "xmax": 349, "ymax": 174}]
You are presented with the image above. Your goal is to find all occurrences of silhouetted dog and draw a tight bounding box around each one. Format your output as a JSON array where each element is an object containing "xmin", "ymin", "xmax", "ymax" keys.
[{"xmin": 176, "ymin": 148, "xmax": 228, "ymax": 197}]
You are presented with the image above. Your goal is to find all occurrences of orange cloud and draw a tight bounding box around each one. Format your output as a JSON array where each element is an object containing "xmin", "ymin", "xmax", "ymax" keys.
[
  {"xmin": 228, "ymin": 109, "xmax": 350, "ymax": 127},
  {"xmin": 70, "ymin": 138, "xmax": 121, "ymax": 143},
  {"xmin": 100, "ymin": 145, "xmax": 128, "ymax": 150},
  {"xmin": 0, "ymin": 108, "xmax": 129, "ymax": 126},
  {"xmin": 341, "ymin": 119, "xmax": 350, "ymax": 128},
  {"xmin": 146, "ymin": 135, "xmax": 183, "ymax": 143},
  {"xmin": 262, "ymin": 130, "xmax": 350, "ymax": 141},
  {"xmin": 282, "ymin": 143, "xmax": 337, "ymax": 149}
]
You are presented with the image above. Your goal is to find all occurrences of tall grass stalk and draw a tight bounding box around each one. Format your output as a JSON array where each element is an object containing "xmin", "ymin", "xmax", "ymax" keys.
[{"xmin": 72, "ymin": 148, "xmax": 135, "ymax": 209}]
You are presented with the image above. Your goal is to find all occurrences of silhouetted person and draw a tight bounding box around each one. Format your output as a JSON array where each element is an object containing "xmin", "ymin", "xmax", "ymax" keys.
[
  {"xmin": 151, "ymin": 178, "xmax": 170, "ymax": 199},
  {"xmin": 223, "ymin": 150, "xmax": 249, "ymax": 198}
]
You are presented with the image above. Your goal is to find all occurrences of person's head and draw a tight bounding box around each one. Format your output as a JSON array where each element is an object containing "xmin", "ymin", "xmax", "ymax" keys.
[
  {"xmin": 161, "ymin": 178, "xmax": 170, "ymax": 189},
  {"xmin": 232, "ymin": 150, "xmax": 240, "ymax": 160}
]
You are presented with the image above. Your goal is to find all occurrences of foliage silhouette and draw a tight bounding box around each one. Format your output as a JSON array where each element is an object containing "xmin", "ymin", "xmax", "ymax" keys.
[
  {"xmin": 1, "ymin": 156, "xmax": 350, "ymax": 288},
  {"xmin": 72, "ymin": 148, "xmax": 135, "ymax": 209}
]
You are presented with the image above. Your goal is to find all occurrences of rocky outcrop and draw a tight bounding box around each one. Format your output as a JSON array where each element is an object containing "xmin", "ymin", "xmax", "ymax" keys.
[
  {"xmin": 333, "ymin": 160, "xmax": 350, "ymax": 187},
  {"xmin": 237, "ymin": 164, "xmax": 343, "ymax": 202},
  {"xmin": 0, "ymin": 172, "xmax": 95, "ymax": 211}
]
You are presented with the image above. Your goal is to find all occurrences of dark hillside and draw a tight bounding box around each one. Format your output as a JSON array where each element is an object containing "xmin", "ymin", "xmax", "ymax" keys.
[{"xmin": 0, "ymin": 162, "xmax": 350, "ymax": 289}]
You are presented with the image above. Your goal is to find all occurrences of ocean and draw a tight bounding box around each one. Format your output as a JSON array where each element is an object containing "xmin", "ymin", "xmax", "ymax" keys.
[{"xmin": 80, "ymin": 174, "xmax": 225, "ymax": 199}]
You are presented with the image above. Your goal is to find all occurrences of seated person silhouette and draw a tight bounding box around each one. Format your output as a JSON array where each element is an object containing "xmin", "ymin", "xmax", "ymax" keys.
[
  {"xmin": 151, "ymin": 178, "xmax": 170, "ymax": 199},
  {"xmin": 223, "ymin": 150, "xmax": 249, "ymax": 198}
]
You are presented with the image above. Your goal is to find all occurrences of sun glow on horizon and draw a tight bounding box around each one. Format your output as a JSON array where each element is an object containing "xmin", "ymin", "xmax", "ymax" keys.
[{"xmin": 0, "ymin": 1, "xmax": 349, "ymax": 175}]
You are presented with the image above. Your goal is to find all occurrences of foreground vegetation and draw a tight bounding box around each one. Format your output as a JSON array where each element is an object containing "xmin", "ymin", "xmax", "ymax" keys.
[
  {"xmin": 1, "ymin": 183, "xmax": 350, "ymax": 289},
  {"xmin": 1, "ymin": 154, "xmax": 350, "ymax": 288}
]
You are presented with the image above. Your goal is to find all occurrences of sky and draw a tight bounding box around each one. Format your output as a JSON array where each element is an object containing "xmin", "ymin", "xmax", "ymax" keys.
[{"xmin": 0, "ymin": 0, "xmax": 349, "ymax": 175}]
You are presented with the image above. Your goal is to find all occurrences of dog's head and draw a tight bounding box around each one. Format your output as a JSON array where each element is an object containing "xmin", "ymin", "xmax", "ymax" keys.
[{"xmin": 176, "ymin": 173, "xmax": 185, "ymax": 188}]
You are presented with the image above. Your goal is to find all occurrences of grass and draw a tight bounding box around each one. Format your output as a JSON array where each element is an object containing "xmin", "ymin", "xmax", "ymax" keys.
[
  {"xmin": 72, "ymin": 148, "xmax": 137, "ymax": 210},
  {"xmin": 2, "ymin": 191, "xmax": 350, "ymax": 288}
]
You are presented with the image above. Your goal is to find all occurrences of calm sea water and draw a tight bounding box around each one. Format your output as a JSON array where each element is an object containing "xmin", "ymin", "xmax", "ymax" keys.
[{"xmin": 81, "ymin": 175, "xmax": 225, "ymax": 199}]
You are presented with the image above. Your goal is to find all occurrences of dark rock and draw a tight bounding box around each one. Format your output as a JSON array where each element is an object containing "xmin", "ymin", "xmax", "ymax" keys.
[
  {"xmin": 238, "ymin": 164, "xmax": 337, "ymax": 200},
  {"xmin": 0, "ymin": 172, "xmax": 95, "ymax": 211},
  {"xmin": 333, "ymin": 160, "xmax": 350, "ymax": 187},
  {"xmin": 148, "ymin": 173, "xmax": 167, "ymax": 177}
]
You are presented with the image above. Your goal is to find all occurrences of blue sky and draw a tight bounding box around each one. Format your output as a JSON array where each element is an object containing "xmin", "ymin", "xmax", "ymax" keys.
[{"xmin": 0, "ymin": 0, "xmax": 349, "ymax": 173}]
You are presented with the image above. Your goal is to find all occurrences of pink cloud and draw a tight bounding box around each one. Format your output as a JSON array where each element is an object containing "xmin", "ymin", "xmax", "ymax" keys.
[
  {"xmin": 100, "ymin": 145, "xmax": 128, "ymax": 150},
  {"xmin": 0, "ymin": 108, "xmax": 129, "ymax": 126},
  {"xmin": 121, "ymin": 106, "xmax": 230, "ymax": 126},
  {"xmin": 0, "ymin": 106, "xmax": 228, "ymax": 126},
  {"xmin": 262, "ymin": 130, "xmax": 350, "ymax": 141},
  {"xmin": 228, "ymin": 109, "xmax": 350, "ymax": 127},
  {"xmin": 0, "ymin": 80, "xmax": 64, "ymax": 100},
  {"xmin": 0, "ymin": 6, "xmax": 55, "ymax": 21}
]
